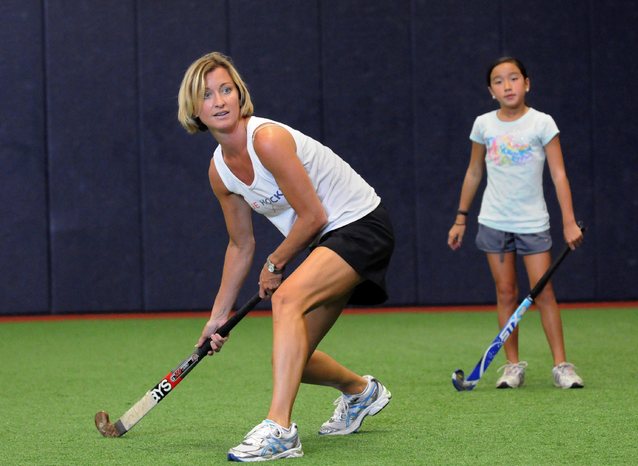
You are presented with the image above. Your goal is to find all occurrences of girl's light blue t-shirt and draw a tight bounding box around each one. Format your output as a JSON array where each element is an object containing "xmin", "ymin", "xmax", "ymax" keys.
[{"xmin": 470, "ymin": 108, "xmax": 560, "ymax": 234}]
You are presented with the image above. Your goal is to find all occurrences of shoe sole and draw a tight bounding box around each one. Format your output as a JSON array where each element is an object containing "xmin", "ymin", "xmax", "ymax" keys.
[
  {"xmin": 496, "ymin": 381, "xmax": 524, "ymax": 388},
  {"xmin": 319, "ymin": 383, "xmax": 392, "ymax": 436},
  {"xmin": 496, "ymin": 379, "xmax": 524, "ymax": 389},
  {"xmin": 228, "ymin": 446, "xmax": 304, "ymax": 462},
  {"xmin": 555, "ymin": 382, "xmax": 585, "ymax": 389}
]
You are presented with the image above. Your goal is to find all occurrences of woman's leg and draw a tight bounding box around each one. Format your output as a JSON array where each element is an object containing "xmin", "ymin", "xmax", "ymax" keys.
[
  {"xmin": 485, "ymin": 252, "xmax": 520, "ymax": 362},
  {"xmin": 301, "ymin": 295, "xmax": 368, "ymax": 395},
  {"xmin": 266, "ymin": 246, "xmax": 363, "ymax": 428},
  {"xmin": 522, "ymin": 252, "xmax": 567, "ymax": 365}
]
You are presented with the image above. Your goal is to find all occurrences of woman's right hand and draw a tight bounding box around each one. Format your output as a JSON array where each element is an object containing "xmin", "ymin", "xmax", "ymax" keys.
[
  {"xmin": 196, "ymin": 316, "xmax": 229, "ymax": 356},
  {"xmin": 447, "ymin": 224, "xmax": 466, "ymax": 251}
]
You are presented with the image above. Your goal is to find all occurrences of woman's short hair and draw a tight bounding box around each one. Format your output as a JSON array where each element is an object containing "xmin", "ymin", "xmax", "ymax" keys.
[{"xmin": 177, "ymin": 52, "xmax": 254, "ymax": 134}]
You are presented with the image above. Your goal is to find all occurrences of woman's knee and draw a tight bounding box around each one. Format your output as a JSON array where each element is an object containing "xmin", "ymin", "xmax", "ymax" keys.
[{"xmin": 271, "ymin": 287, "xmax": 306, "ymax": 321}]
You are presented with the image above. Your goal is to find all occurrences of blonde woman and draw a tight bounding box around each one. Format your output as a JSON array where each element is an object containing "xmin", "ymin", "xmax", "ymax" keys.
[{"xmin": 178, "ymin": 52, "xmax": 394, "ymax": 462}]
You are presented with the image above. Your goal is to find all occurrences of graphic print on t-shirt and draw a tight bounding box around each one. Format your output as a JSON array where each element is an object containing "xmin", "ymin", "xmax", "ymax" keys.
[{"xmin": 485, "ymin": 134, "xmax": 532, "ymax": 166}]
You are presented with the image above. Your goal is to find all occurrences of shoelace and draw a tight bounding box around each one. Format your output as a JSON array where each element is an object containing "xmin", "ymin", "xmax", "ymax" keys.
[
  {"xmin": 497, "ymin": 361, "xmax": 528, "ymax": 375},
  {"xmin": 330, "ymin": 382, "xmax": 377, "ymax": 422},
  {"xmin": 330, "ymin": 396, "xmax": 352, "ymax": 421},
  {"xmin": 556, "ymin": 363, "xmax": 578, "ymax": 375},
  {"xmin": 245, "ymin": 421, "xmax": 282, "ymax": 444}
]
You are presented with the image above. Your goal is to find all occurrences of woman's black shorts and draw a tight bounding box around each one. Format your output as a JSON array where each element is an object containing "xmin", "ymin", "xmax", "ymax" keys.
[{"xmin": 314, "ymin": 203, "xmax": 394, "ymax": 305}]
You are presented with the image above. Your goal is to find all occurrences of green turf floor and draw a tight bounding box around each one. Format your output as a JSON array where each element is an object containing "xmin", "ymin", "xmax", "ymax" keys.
[{"xmin": 1, "ymin": 306, "xmax": 636, "ymax": 465}]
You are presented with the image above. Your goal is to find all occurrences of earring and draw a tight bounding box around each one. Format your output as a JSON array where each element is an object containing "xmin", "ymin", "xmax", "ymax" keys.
[{"xmin": 492, "ymin": 95, "xmax": 496, "ymax": 99}]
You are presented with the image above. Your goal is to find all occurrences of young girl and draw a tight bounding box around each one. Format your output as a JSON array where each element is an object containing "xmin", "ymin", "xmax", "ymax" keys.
[
  {"xmin": 447, "ymin": 57, "xmax": 584, "ymax": 389},
  {"xmin": 179, "ymin": 52, "xmax": 393, "ymax": 462}
]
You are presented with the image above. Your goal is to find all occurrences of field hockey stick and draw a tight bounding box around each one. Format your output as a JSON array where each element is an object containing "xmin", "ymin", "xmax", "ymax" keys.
[
  {"xmin": 95, "ymin": 293, "xmax": 261, "ymax": 437},
  {"xmin": 452, "ymin": 224, "xmax": 584, "ymax": 391}
]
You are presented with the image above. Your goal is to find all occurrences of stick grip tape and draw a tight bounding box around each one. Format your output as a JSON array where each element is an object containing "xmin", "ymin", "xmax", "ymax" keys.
[{"xmin": 529, "ymin": 222, "xmax": 585, "ymax": 300}]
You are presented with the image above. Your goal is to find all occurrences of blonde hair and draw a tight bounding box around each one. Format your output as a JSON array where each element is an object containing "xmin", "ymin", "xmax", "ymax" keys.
[{"xmin": 177, "ymin": 52, "xmax": 254, "ymax": 134}]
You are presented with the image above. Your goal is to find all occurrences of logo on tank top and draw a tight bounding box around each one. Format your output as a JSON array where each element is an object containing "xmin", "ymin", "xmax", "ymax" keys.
[{"xmin": 251, "ymin": 190, "xmax": 286, "ymax": 211}]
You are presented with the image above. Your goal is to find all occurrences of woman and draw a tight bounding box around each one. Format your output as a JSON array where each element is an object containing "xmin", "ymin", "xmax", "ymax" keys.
[{"xmin": 178, "ymin": 52, "xmax": 394, "ymax": 462}]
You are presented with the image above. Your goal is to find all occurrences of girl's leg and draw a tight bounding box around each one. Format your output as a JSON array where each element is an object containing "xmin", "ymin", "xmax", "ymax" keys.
[
  {"xmin": 266, "ymin": 246, "xmax": 362, "ymax": 428},
  {"xmin": 522, "ymin": 252, "xmax": 567, "ymax": 365},
  {"xmin": 485, "ymin": 252, "xmax": 520, "ymax": 362}
]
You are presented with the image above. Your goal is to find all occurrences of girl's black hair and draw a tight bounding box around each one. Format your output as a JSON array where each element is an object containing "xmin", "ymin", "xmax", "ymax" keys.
[{"xmin": 486, "ymin": 57, "xmax": 528, "ymax": 86}]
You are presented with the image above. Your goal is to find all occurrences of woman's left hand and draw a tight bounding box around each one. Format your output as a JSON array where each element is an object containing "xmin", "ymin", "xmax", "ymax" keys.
[
  {"xmin": 258, "ymin": 266, "xmax": 284, "ymax": 299},
  {"xmin": 197, "ymin": 316, "xmax": 230, "ymax": 355}
]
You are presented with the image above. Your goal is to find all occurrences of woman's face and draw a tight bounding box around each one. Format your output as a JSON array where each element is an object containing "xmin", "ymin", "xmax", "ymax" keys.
[{"xmin": 196, "ymin": 67, "xmax": 241, "ymax": 132}]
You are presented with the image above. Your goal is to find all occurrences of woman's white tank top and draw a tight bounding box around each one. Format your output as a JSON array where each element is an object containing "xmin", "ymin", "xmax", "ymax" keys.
[{"xmin": 212, "ymin": 116, "xmax": 380, "ymax": 237}]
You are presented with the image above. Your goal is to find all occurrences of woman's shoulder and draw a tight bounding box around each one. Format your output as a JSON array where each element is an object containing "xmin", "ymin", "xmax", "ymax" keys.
[
  {"xmin": 247, "ymin": 115, "xmax": 274, "ymax": 132},
  {"xmin": 250, "ymin": 117, "xmax": 304, "ymax": 151},
  {"xmin": 249, "ymin": 116, "xmax": 295, "ymax": 138}
]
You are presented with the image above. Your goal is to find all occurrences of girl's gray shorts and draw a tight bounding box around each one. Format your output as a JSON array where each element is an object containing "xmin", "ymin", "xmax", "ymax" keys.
[{"xmin": 475, "ymin": 223, "xmax": 552, "ymax": 255}]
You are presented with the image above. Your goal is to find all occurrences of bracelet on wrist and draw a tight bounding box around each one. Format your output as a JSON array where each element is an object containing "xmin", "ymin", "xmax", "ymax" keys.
[
  {"xmin": 266, "ymin": 256, "xmax": 284, "ymax": 274},
  {"xmin": 457, "ymin": 209, "xmax": 469, "ymax": 216},
  {"xmin": 454, "ymin": 223, "xmax": 466, "ymax": 226}
]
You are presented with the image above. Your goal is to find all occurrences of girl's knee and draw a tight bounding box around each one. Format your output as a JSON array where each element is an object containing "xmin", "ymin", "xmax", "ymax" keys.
[
  {"xmin": 495, "ymin": 283, "xmax": 518, "ymax": 307},
  {"xmin": 535, "ymin": 288, "xmax": 558, "ymax": 309}
]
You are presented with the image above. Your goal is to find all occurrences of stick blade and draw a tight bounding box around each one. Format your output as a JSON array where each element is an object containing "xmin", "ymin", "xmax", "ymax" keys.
[
  {"xmin": 451, "ymin": 369, "xmax": 473, "ymax": 391},
  {"xmin": 95, "ymin": 411, "xmax": 121, "ymax": 437}
]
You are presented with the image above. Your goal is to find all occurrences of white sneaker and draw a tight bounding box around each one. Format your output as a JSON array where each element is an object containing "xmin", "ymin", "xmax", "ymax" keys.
[
  {"xmin": 553, "ymin": 362, "xmax": 584, "ymax": 389},
  {"xmin": 228, "ymin": 419, "xmax": 303, "ymax": 462},
  {"xmin": 318, "ymin": 375, "xmax": 391, "ymax": 435},
  {"xmin": 496, "ymin": 361, "xmax": 528, "ymax": 388}
]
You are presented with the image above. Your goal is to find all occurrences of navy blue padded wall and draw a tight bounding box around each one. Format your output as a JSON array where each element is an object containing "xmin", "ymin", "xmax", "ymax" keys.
[
  {"xmin": 499, "ymin": 1, "xmax": 597, "ymax": 300},
  {"xmin": 413, "ymin": 0, "xmax": 501, "ymax": 305},
  {"xmin": 45, "ymin": 1, "xmax": 142, "ymax": 312},
  {"xmin": 137, "ymin": 0, "xmax": 229, "ymax": 311},
  {"xmin": 229, "ymin": 1, "xmax": 322, "ymax": 134},
  {"xmin": 0, "ymin": 0, "xmax": 49, "ymax": 314},
  {"xmin": 321, "ymin": 1, "xmax": 417, "ymax": 305},
  {"xmin": 227, "ymin": 0, "xmax": 323, "ymax": 307},
  {"xmin": 2, "ymin": 1, "xmax": 638, "ymax": 316},
  {"xmin": 224, "ymin": 0, "xmax": 321, "ymax": 304},
  {"xmin": 591, "ymin": 1, "xmax": 638, "ymax": 299}
]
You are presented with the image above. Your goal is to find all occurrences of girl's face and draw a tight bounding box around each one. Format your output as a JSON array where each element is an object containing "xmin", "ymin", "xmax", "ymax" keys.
[
  {"xmin": 197, "ymin": 67, "xmax": 241, "ymax": 132},
  {"xmin": 488, "ymin": 62, "xmax": 529, "ymax": 110}
]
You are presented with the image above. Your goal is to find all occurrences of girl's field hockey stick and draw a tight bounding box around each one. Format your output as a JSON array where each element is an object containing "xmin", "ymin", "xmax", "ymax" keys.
[
  {"xmin": 451, "ymin": 224, "xmax": 584, "ymax": 391},
  {"xmin": 95, "ymin": 293, "xmax": 261, "ymax": 437}
]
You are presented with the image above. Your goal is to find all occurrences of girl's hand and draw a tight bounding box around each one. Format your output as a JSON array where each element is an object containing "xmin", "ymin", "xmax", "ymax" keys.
[
  {"xmin": 448, "ymin": 224, "xmax": 466, "ymax": 251},
  {"xmin": 564, "ymin": 222, "xmax": 584, "ymax": 250},
  {"xmin": 196, "ymin": 317, "xmax": 229, "ymax": 355}
]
